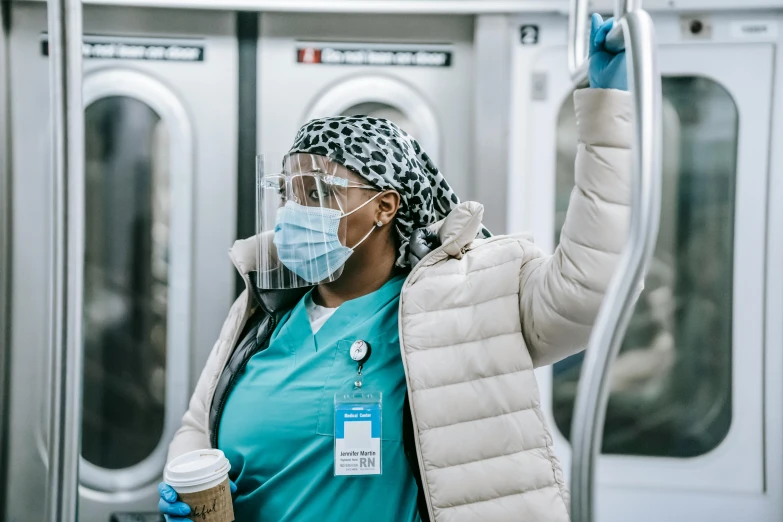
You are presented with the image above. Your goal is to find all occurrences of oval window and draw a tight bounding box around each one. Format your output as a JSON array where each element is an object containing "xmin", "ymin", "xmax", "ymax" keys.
[
  {"xmin": 341, "ymin": 101, "xmax": 418, "ymax": 138},
  {"xmin": 82, "ymin": 96, "xmax": 169, "ymax": 469},
  {"xmin": 552, "ymin": 77, "xmax": 738, "ymax": 458}
]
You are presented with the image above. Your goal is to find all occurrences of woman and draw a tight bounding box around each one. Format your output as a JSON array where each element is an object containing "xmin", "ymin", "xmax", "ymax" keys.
[{"xmin": 160, "ymin": 14, "xmax": 630, "ymax": 522}]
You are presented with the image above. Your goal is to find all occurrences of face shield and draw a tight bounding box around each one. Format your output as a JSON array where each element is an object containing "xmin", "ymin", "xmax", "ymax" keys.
[{"xmin": 255, "ymin": 153, "xmax": 382, "ymax": 290}]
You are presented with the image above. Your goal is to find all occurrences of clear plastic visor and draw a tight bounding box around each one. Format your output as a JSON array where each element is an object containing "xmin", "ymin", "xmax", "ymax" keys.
[{"xmin": 255, "ymin": 153, "xmax": 377, "ymax": 290}]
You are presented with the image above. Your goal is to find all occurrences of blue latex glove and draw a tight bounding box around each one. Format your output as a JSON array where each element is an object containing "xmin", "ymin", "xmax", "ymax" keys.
[
  {"xmin": 588, "ymin": 13, "xmax": 627, "ymax": 91},
  {"xmin": 158, "ymin": 481, "xmax": 237, "ymax": 521}
]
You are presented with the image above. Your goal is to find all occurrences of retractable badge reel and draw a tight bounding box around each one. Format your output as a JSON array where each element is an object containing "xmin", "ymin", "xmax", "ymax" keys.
[
  {"xmin": 350, "ymin": 340, "xmax": 371, "ymax": 388},
  {"xmin": 334, "ymin": 340, "xmax": 382, "ymax": 477}
]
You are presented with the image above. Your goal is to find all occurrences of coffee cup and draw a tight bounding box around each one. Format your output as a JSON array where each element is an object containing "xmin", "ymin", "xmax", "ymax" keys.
[{"xmin": 164, "ymin": 449, "xmax": 234, "ymax": 522}]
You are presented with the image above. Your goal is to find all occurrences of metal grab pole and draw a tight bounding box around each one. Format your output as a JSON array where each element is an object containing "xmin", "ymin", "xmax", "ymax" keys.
[
  {"xmin": 570, "ymin": 0, "xmax": 633, "ymax": 84},
  {"xmin": 567, "ymin": 0, "xmax": 589, "ymax": 82},
  {"xmin": 568, "ymin": 8, "xmax": 662, "ymax": 522},
  {"xmin": 45, "ymin": 1, "xmax": 84, "ymax": 521}
]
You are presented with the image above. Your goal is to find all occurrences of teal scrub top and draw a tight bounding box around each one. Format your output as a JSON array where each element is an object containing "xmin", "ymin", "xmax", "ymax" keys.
[{"xmin": 218, "ymin": 274, "xmax": 421, "ymax": 522}]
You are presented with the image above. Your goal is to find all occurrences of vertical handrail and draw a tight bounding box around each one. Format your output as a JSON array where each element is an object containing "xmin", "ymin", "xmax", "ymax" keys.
[
  {"xmin": 570, "ymin": 0, "xmax": 636, "ymax": 83},
  {"xmin": 567, "ymin": 0, "xmax": 589, "ymax": 81},
  {"xmin": 0, "ymin": 3, "xmax": 12, "ymax": 518},
  {"xmin": 615, "ymin": 0, "xmax": 645, "ymax": 19},
  {"xmin": 45, "ymin": 1, "xmax": 84, "ymax": 522},
  {"xmin": 568, "ymin": 7, "xmax": 662, "ymax": 522}
]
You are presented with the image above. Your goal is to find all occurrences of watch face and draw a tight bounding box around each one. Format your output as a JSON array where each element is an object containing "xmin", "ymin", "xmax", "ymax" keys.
[{"xmin": 350, "ymin": 340, "xmax": 368, "ymax": 362}]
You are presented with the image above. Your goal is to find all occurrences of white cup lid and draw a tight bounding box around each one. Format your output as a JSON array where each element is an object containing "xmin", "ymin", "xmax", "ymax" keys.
[{"xmin": 164, "ymin": 449, "xmax": 231, "ymax": 488}]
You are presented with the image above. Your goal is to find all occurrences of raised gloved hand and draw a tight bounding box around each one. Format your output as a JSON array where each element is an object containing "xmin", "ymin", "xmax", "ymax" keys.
[
  {"xmin": 588, "ymin": 13, "xmax": 627, "ymax": 91},
  {"xmin": 158, "ymin": 480, "xmax": 238, "ymax": 521}
]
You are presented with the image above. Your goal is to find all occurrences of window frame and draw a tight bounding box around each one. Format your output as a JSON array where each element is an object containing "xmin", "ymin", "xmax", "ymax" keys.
[
  {"xmin": 302, "ymin": 74, "xmax": 442, "ymax": 166},
  {"xmin": 519, "ymin": 42, "xmax": 772, "ymax": 495},
  {"xmin": 550, "ymin": 78, "xmax": 736, "ymax": 458},
  {"xmin": 78, "ymin": 68, "xmax": 194, "ymax": 492}
]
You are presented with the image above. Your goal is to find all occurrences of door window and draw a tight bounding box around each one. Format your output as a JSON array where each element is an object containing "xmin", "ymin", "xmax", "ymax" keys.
[
  {"xmin": 552, "ymin": 77, "xmax": 738, "ymax": 457},
  {"xmin": 341, "ymin": 101, "xmax": 418, "ymax": 139},
  {"xmin": 82, "ymin": 96, "xmax": 169, "ymax": 469}
]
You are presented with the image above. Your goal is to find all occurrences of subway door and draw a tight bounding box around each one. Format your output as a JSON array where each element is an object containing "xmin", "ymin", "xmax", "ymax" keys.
[
  {"xmin": 5, "ymin": 3, "xmax": 237, "ymax": 521},
  {"xmin": 509, "ymin": 11, "xmax": 780, "ymax": 522},
  {"xmin": 257, "ymin": 13, "xmax": 474, "ymax": 201}
]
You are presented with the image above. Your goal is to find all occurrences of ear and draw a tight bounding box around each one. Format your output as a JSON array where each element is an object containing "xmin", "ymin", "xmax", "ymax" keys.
[{"xmin": 376, "ymin": 190, "xmax": 401, "ymax": 226}]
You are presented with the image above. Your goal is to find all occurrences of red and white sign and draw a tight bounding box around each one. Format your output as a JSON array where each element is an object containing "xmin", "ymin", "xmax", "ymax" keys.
[{"xmin": 296, "ymin": 44, "xmax": 451, "ymax": 67}]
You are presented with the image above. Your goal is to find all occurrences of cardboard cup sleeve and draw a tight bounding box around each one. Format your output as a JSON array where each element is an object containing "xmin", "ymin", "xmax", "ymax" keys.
[{"xmin": 177, "ymin": 478, "xmax": 234, "ymax": 522}]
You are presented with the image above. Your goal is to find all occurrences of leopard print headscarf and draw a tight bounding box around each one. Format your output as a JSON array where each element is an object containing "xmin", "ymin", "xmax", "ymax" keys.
[{"xmin": 288, "ymin": 115, "xmax": 488, "ymax": 267}]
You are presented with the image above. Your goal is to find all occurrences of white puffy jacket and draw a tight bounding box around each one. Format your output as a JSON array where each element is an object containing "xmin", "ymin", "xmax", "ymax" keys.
[{"xmin": 168, "ymin": 88, "xmax": 632, "ymax": 522}]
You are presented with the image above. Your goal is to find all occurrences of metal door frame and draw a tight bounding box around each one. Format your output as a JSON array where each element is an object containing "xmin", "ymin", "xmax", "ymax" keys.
[
  {"xmin": 45, "ymin": 1, "xmax": 84, "ymax": 520},
  {"xmin": 0, "ymin": 1, "xmax": 12, "ymax": 515},
  {"xmin": 3, "ymin": 3, "xmax": 239, "ymax": 520}
]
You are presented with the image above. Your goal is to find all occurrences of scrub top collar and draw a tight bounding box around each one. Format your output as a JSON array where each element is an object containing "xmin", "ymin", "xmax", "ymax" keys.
[{"xmin": 274, "ymin": 274, "xmax": 407, "ymax": 352}]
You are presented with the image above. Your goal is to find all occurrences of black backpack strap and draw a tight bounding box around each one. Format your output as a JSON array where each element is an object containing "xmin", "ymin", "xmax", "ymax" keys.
[{"xmin": 208, "ymin": 308, "xmax": 269, "ymax": 447}]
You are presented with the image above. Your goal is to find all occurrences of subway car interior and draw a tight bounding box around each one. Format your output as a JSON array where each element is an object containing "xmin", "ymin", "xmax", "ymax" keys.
[{"xmin": 1, "ymin": 0, "xmax": 783, "ymax": 521}]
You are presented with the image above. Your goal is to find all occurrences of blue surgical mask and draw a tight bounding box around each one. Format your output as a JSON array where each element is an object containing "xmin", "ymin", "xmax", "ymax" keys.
[{"xmin": 273, "ymin": 196, "xmax": 380, "ymax": 284}]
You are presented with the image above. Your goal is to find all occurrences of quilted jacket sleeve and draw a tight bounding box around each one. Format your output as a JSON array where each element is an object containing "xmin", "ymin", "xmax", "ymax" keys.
[
  {"xmin": 519, "ymin": 88, "xmax": 632, "ymax": 368},
  {"xmin": 167, "ymin": 290, "xmax": 250, "ymax": 462},
  {"xmin": 166, "ymin": 345, "xmax": 216, "ymax": 462}
]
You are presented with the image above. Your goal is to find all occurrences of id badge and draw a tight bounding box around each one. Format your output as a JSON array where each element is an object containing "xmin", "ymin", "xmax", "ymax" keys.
[{"xmin": 334, "ymin": 392, "xmax": 382, "ymax": 476}]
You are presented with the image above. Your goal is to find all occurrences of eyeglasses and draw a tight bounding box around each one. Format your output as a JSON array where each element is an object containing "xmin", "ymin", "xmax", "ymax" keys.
[{"xmin": 260, "ymin": 171, "xmax": 380, "ymax": 206}]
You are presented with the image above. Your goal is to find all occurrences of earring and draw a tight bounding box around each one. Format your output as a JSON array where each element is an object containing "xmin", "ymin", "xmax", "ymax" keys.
[{"xmin": 376, "ymin": 221, "xmax": 383, "ymax": 227}]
